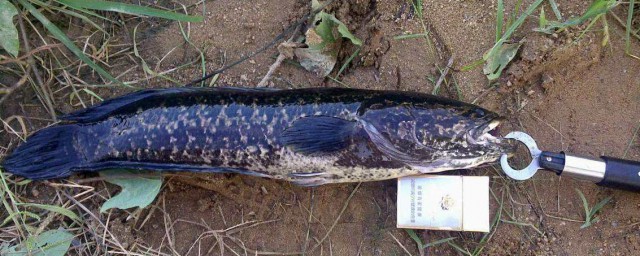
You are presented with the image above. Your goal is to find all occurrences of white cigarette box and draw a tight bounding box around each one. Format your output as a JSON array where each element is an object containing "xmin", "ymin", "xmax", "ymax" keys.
[{"xmin": 396, "ymin": 175, "xmax": 490, "ymax": 232}]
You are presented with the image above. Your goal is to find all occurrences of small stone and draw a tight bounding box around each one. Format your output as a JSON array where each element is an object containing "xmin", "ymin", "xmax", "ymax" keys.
[
  {"xmin": 31, "ymin": 188, "xmax": 39, "ymax": 197},
  {"xmin": 542, "ymin": 74, "xmax": 554, "ymax": 90}
]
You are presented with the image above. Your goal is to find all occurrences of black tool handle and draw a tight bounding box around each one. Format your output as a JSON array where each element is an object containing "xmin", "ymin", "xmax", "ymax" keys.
[
  {"xmin": 539, "ymin": 152, "xmax": 640, "ymax": 192},
  {"xmin": 596, "ymin": 157, "xmax": 640, "ymax": 191},
  {"xmin": 539, "ymin": 151, "xmax": 565, "ymax": 175}
]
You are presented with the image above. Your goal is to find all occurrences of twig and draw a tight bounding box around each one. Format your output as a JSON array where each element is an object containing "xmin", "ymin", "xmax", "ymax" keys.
[
  {"xmin": 388, "ymin": 232, "xmax": 413, "ymax": 256},
  {"xmin": 623, "ymin": 121, "xmax": 640, "ymax": 158},
  {"xmin": 610, "ymin": 12, "xmax": 640, "ymax": 41},
  {"xmin": 61, "ymin": 191, "xmax": 130, "ymax": 253},
  {"xmin": 0, "ymin": 70, "xmax": 30, "ymax": 105},
  {"xmin": 257, "ymin": 50, "xmax": 290, "ymax": 87},
  {"xmin": 302, "ymin": 188, "xmax": 316, "ymax": 255},
  {"xmin": 433, "ymin": 56, "xmax": 454, "ymax": 94},
  {"xmin": 257, "ymin": 33, "xmax": 302, "ymax": 87},
  {"xmin": 17, "ymin": 14, "xmax": 57, "ymax": 121},
  {"xmin": 471, "ymin": 85, "xmax": 497, "ymax": 104},
  {"xmin": 0, "ymin": 44, "xmax": 62, "ymax": 65}
]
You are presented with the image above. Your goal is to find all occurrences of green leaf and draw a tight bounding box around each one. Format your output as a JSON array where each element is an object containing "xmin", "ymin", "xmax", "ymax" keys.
[
  {"xmin": 295, "ymin": 11, "xmax": 361, "ymax": 77},
  {"xmin": 0, "ymin": 229, "xmax": 74, "ymax": 256},
  {"xmin": 16, "ymin": 0, "xmax": 123, "ymax": 85},
  {"xmin": 0, "ymin": 0, "xmax": 19, "ymax": 57},
  {"xmin": 329, "ymin": 15, "xmax": 362, "ymax": 46},
  {"xmin": 483, "ymin": 41, "xmax": 522, "ymax": 80},
  {"xmin": 313, "ymin": 12, "xmax": 362, "ymax": 47},
  {"xmin": 100, "ymin": 169, "xmax": 162, "ymax": 213},
  {"xmin": 56, "ymin": 0, "xmax": 203, "ymax": 22}
]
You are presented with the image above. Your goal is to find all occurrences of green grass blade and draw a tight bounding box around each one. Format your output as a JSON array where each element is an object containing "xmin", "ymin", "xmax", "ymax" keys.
[
  {"xmin": 17, "ymin": 0, "xmax": 122, "ymax": 85},
  {"xmin": 82, "ymin": 88, "xmax": 104, "ymax": 101},
  {"xmin": 501, "ymin": 219, "xmax": 544, "ymax": 235},
  {"xmin": 177, "ymin": 17, "xmax": 206, "ymax": 86},
  {"xmin": 132, "ymin": 24, "xmax": 179, "ymax": 84},
  {"xmin": 411, "ymin": 0, "xmax": 424, "ymax": 19},
  {"xmin": 506, "ymin": 0, "xmax": 524, "ymax": 30},
  {"xmin": 496, "ymin": 0, "xmax": 504, "ymax": 42},
  {"xmin": 19, "ymin": 203, "xmax": 81, "ymax": 222},
  {"xmin": 548, "ymin": 0, "xmax": 563, "ymax": 20},
  {"xmin": 336, "ymin": 48, "xmax": 360, "ymax": 78},
  {"xmin": 538, "ymin": 0, "xmax": 617, "ymax": 33},
  {"xmin": 405, "ymin": 229, "xmax": 424, "ymax": 249},
  {"xmin": 423, "ymin": 237, "xmax": 456, "ymax": 249},
  {"xmin": 461, "ymin": 59, "xmax": 484, "ymax": 71},
  {"xmin": 624, "ymin": 122, "xmax": 640, "ymax": 158},
  {"xmin": 589, "ymin": 196, "xmax": 612, "ymax": 217},
  {"xmin": 448, "ymin": 241, "xmax": 472, "ymax": 256},
  {"xmin": 576, "ymin": 189, "xmax": 591, "ymax": 222},
  {"xmin": 1, "ymin": 211, "xmax": 41, "ymax": 226},
  {"xmin": 626, "ymin": 0, "xmax": 635, "ymax": 52},
  {"xmin": 394, "ymin": 33, "xmax": 429, "ymax": 40},
  {"xmin": 485, "ymin": 0, "xmax": 544, "ymax": 60},
  {"xmin": 56, "ymin": 0, "xmax": 203, "ymax": 22},
  {"xmin": 30, "ymin": 0, "xmax": 107, "ymax": 34},
  {"xmin": 539, "ymin": 7, "xmax": 547, "ymax": 29}
]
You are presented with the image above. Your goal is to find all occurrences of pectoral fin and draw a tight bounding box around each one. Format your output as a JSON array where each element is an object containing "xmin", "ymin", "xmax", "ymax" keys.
[{"xmin": 280, "ymin": 116, "xmax": 358, "ymax": 155}]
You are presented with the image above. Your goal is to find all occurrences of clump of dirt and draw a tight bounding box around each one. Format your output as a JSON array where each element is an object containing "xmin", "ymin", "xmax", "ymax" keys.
[
  {"xmin": 503, "ymin": 25, "xmax": 603, "ymax": 92},
  {"xmin": 323, "ymin": 0, "xmax": 391, "ymax": 69}
]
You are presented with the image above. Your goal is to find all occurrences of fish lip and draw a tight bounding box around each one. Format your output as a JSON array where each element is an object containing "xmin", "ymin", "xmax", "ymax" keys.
[{"xmin": 466, "ymin": 117, "xmax": 506, "ymax": 147}]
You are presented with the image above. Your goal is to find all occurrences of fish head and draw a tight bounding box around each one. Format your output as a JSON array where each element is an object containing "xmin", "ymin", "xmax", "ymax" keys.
[
  {"xmin": 361, "ymin": 103, "xmax": 513, "ymax": 172},
  {"xmin": 412, "ymin": 105, "xmax": 513, "ymax": 170}
]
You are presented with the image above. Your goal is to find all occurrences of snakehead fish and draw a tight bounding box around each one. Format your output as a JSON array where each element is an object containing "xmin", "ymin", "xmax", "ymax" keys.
[{"xmin": 2, "ymin": 87, "xmax": 511, "ymax": 186}]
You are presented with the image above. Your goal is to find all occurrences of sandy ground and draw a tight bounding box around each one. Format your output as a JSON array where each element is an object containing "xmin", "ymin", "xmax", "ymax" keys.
[{"xmin": 1, "ymin": 0, "xmax": 639, "ymax": 255}]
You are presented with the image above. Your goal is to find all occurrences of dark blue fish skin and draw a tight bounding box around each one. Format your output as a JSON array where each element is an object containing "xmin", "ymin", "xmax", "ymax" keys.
[{"xmin": 2, "ymin": 87, "xmax": 509, "ymax": 185}]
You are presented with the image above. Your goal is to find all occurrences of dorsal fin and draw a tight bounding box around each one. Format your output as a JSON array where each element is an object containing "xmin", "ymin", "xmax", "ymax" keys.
[{"xmin": 59, "ymin": 87, "xmax": 280, "ymax": 123}]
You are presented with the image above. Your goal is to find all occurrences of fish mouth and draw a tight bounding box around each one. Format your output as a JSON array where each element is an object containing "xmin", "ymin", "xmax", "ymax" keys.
[{"xmin": 467, "ymin": 117, "xmax": 508, "ymax": 148}]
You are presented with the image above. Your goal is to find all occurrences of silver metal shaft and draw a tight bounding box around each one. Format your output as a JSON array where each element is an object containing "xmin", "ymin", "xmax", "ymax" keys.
[{"xmin": 562, "ymin": 154, "xmax": 606, "ymax": 182}]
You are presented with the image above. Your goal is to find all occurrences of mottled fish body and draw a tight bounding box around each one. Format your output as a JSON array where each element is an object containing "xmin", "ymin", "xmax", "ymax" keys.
[{"xmin": 3, "ymin": 87, "xmax": 509, "ymax": 186}]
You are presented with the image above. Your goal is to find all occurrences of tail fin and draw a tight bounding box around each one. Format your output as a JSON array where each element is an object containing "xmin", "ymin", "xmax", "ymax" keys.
[{"xmin": 2, "ymin": 124, "xmax": 84, "ymax": 180}]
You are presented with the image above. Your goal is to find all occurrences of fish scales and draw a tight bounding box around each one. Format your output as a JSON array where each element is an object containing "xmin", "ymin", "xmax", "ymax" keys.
[{"xmin": 2, "ymin": 87, "xmax": 512, "ymax": 186}]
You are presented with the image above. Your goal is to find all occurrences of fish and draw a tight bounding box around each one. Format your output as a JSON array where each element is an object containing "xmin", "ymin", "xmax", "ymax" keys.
[{"xmin": 2, "ymin": 87, "xmax": 511, "ymax": 186}]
